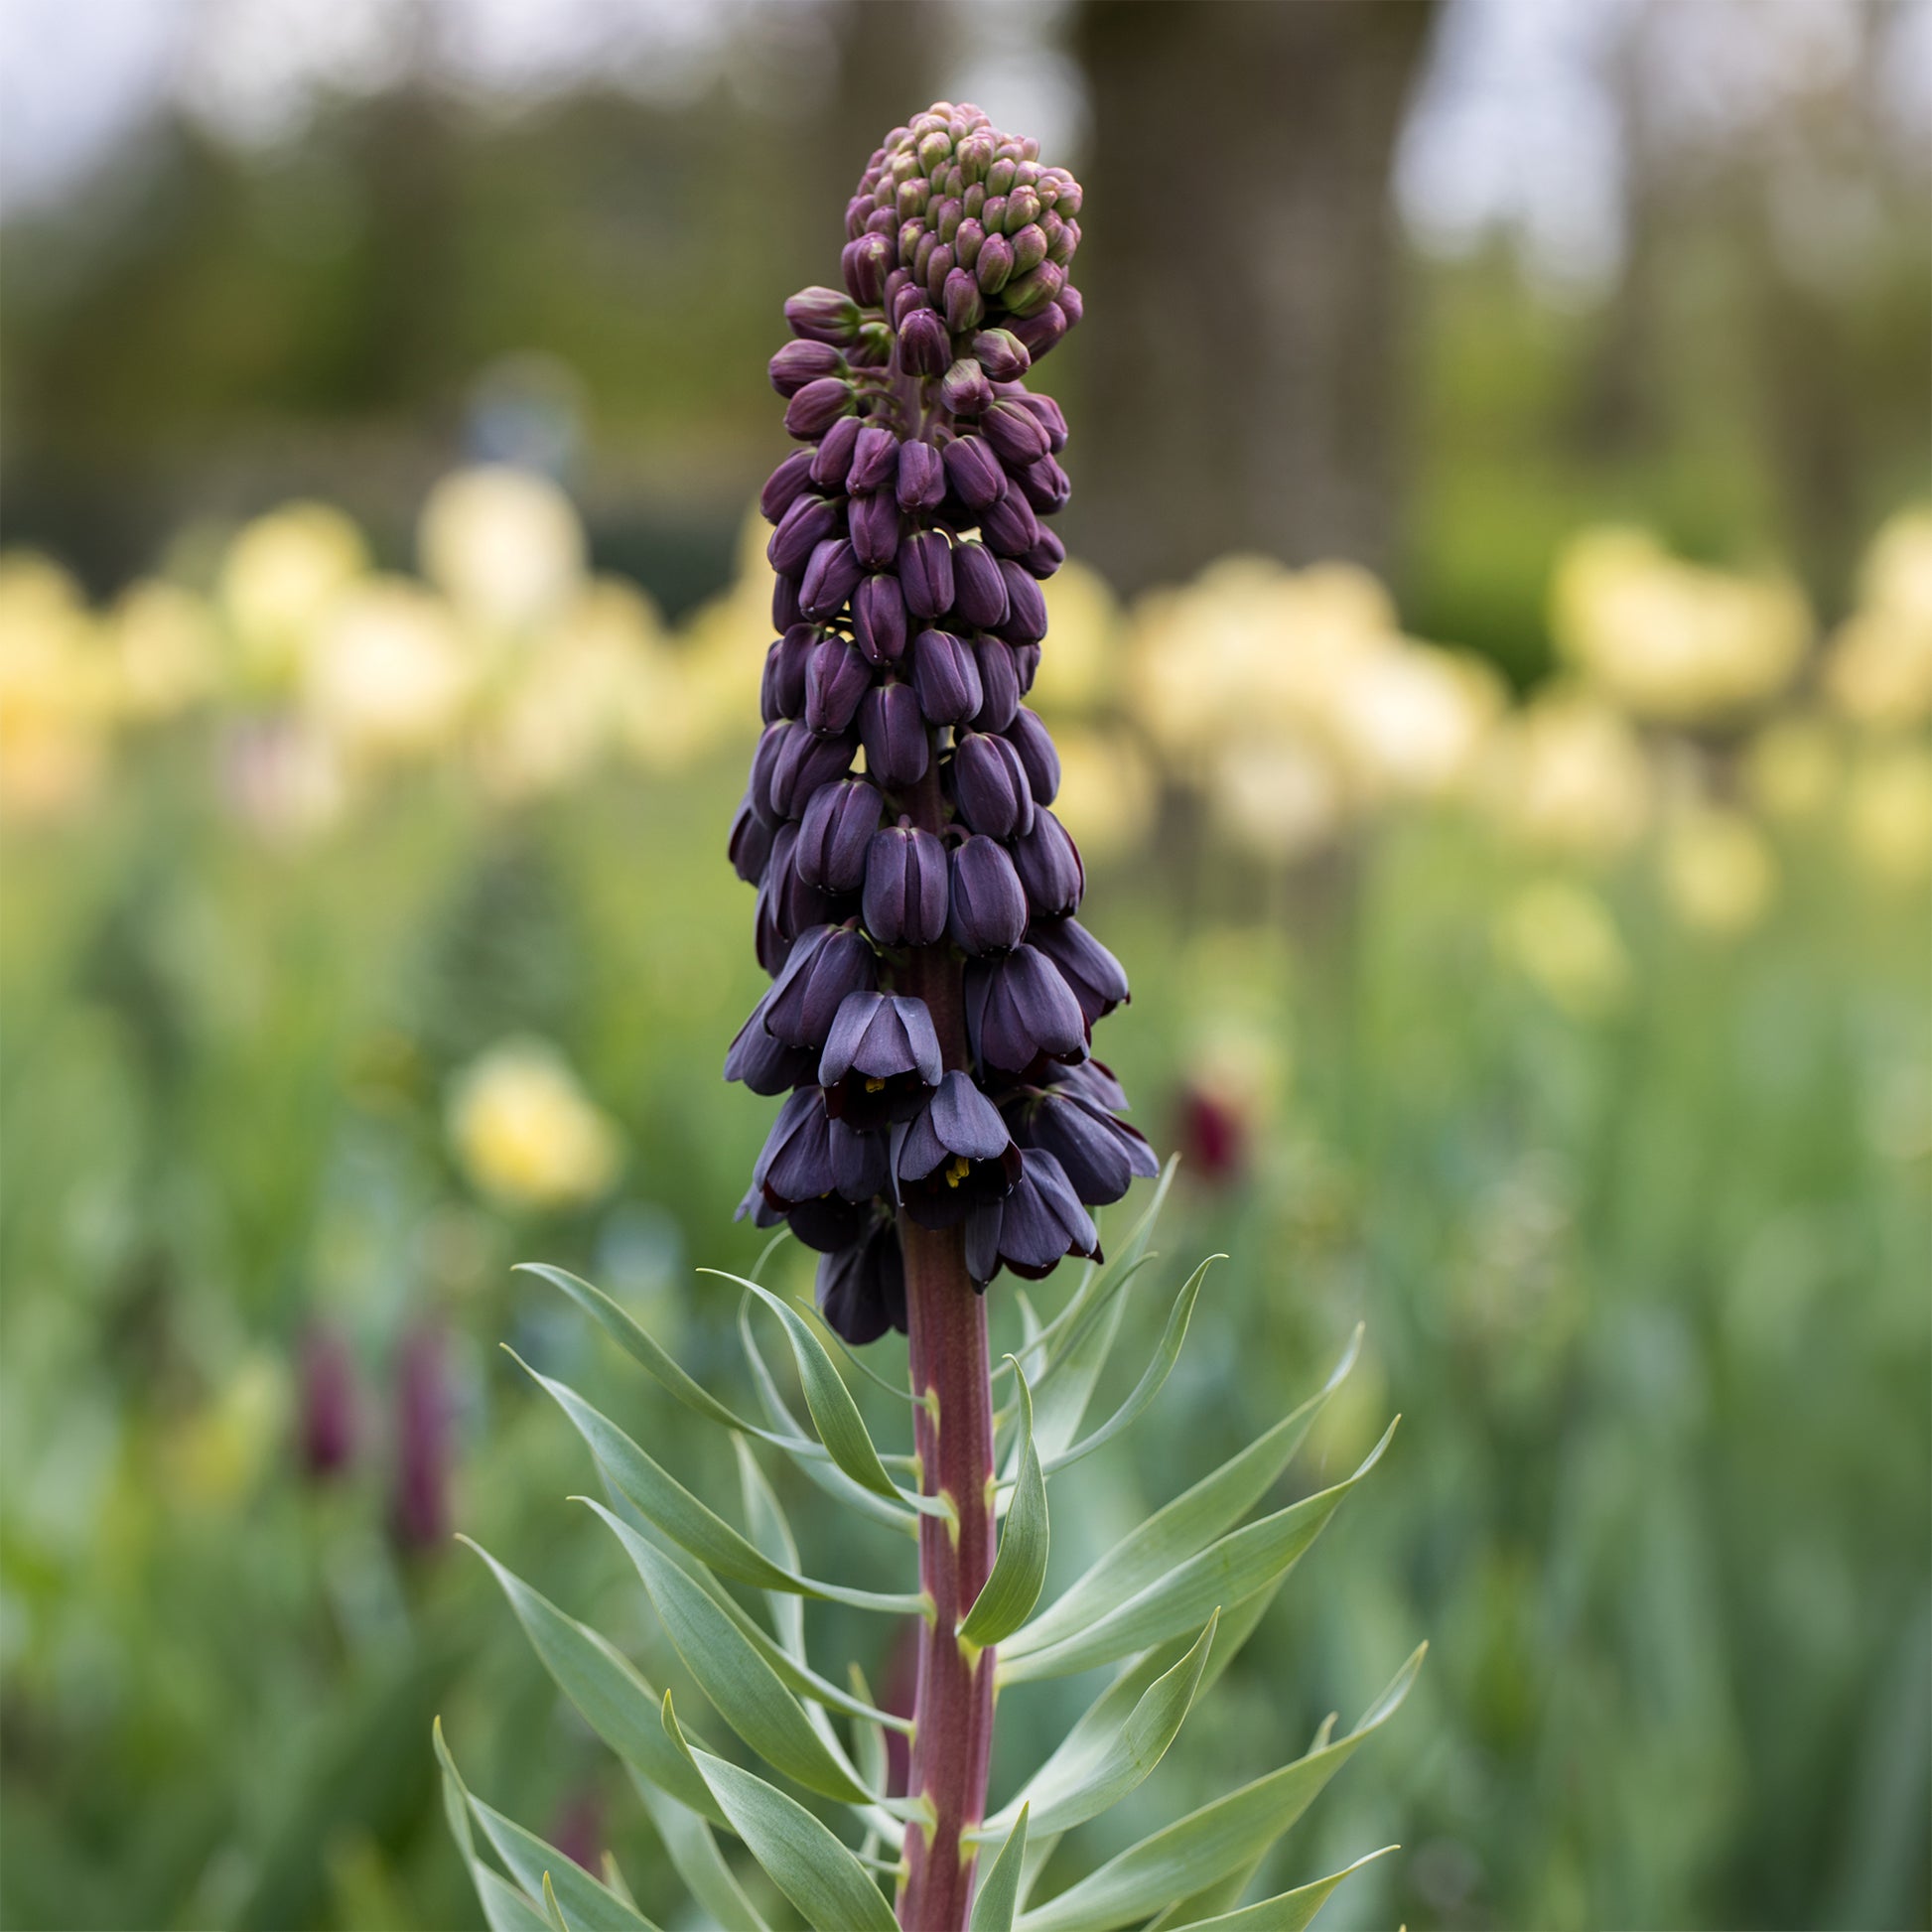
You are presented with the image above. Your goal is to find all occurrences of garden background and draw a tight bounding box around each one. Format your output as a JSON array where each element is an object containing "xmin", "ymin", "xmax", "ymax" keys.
[{"xmin": 2, "ymin": 2, "xmax": 1928, "ymax": 1928}]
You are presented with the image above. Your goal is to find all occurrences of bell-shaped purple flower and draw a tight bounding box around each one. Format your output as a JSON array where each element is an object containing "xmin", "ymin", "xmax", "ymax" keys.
[
  {"xmin": 724, "ymin": 999, "xmax": 818, "ymax": 1094},
  {"xmin": 785, "ymin": 377, "xmax": 854, "ymax": 441},
  {"xmin": 859, "ymin": 682, "xmax": 930, "ymax": 790},
  {"xmin": 953, "ymin": 541, "xmax": 1010, "ymax": 629},
  {"xmin": 1002, "ymin": 708, "xmax": 1059, "ymax": 802},
  {"xmin": 1012, "ymin": 808, "xmax": 1084, "ymax": 916},
  {"xmin": 760, "ymin": 624, "xmax": 814, "ymax": 724},
  {"xmin": 900, "ymin": 531, "xmax": 955, "ymax": 621},
  {"xmin": 894, "ymin": 1071, "xmax": 1021, "ymax": 1229},
  {"xmin": 947, "ymin": 834, "xmax": 1028, "ymax": 956},
  {"xmin": 761, "ymin": 450, "xmax": 816, "ymax": 524},
  {"xmin": 805, "ymin": 636, "xmax": 873, "ymax": 737},
  {"xmin": 817, "ymin": 1211, "xmax": 907, "ymax": 1344},
  {"xmin": 963, "ymin": 1147, "xmax": 1100, "ymax": 1286},
  {"xmin": 995, "ymin": 559, "xmax": 1047, "ymax": 642},
  {"xmin": 1028, "ymin": 914, "xmax": 1129, "ymax": 1024},
  {"xmin": 762, "ymin": 921, "xmax": 879, "ymax": 1048},
  {"xmin": 772, "ymin": 573, "xmax": 803, "ymax": 631},
  {"xmin": 769, "ymin": 340, "xmax": 845, "ymax": 397},
  {"xmin": 1016, "ymin": 454, "xmax": 1071, "ymax": 515},
  {"xmin": 787, "ymin": 1194, "xmax": 871, "ymax": 1253},
  {"xmin": 1013, "ymin": 1087, "xmax": 1157, "ymax": 1207},
  {"xmin": 765, "ymin": 720, "xmax": 856, "ymax": 821},
  {"xmin": 863, "ymin": 823, "xmax": 949, "ymax": 948},
  {"xmin": 942, "ymin": 436, "xmax": 1004, "ymax": 512},
  {"xmin": 964, "ymin": 944, "xmax": 1087, "ymax": 1075},
  {"xmin": 800, "ymin": 538, "xmax": 863, "ymax": 621},
  {"xmin": 854, "ymin": 573, "xmax": 907, "ymax": 665},
  {"xmin": 982, "ymin": 398, "xmax": 1051, "ymax": 469},
  {"xmin": 982, "ymin": 487, "xmax": 1040, "ymax": 560},
  {"xmin": 950, "ymin": 731, "xmax": 1035, "ymax": 840},
  {"xmin": 795, "ymin": 777, "xmax": 882, "ymax": 893},
  {"xmin": 1020, "ymin": 530, "xmax": 1066, "ymax": 581},
  {"xmin": 730, "ymin": 790, "xmax": 776, "ymax": 885},
  {"xmin": 819, "ymin": 990, "xmax": 945, "ymax": 1127},
  {"xmin": 972, "ymin": 638, "xmax": 1021, "ymax": 732},
  {"xmin": 909, "ymin": 628, "xmax": 984, "ymax": 727},
  {"xmin": 755, "ymin": 823, "xmax": 838, "ymax": 973},
  {"xmin": 753, "ymin": 1086, "xmax": 836, "ymax": 1206},
  {"xmin": 768, "ymin": 494, "xmax": 841, "ymax": 577}
]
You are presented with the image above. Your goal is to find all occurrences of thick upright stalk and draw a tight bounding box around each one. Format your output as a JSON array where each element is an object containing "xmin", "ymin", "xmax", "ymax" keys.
[{"xmin": 898, "ymin": 1218, "xmax": 997, "ymax": 1931}]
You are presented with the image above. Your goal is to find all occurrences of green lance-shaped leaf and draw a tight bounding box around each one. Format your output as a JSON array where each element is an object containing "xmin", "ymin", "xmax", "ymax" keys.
[
  {"xmin": 540, "ymin": 1874, "xmax": 572, "ymax": 1932},
  {"xmin": 1016, "ymin": 1647, "xmax": 1425, "ymax": 1932},
  {"xmin": 1159, "ymin": 1846, "xmax": 1400, "ymax": 1932},
  {"xmin": 435, "ymin": 1720, "xmax": 660, "ymax": 1932},
  {"xmin": 460, "ymin": 1539, "xmax": 723, "ymax": 1827},
  {"xmin": 987, "ymin": 1612, "xmax": 1217, "ymax": 1839},
  {"xmin": 510, "ymin": 1352, "xmax": 923, "ymax": 1613},
  {"xmin": 969, "ymin": 1804, "xmax": 1031, "ymax": 1932},
  {"xmin": 1007, "ymin": 1326, "xmax": 1363, "ymax": 1663},
  {"xmin": 1040, "ymin": 1256, "xmax": 1219, "ymax": 1476},
  {"xmin": 629, "ymin": 1773, "xmax": 770, "ymax": 1932},
  {"xmin": 1002, "ymin": 1420, "xmax": 1397, "ymax": 1683},
  {"xmin": 661, "ymin": 1693, "xmax": 900, "ymax": 1932},
  {"xmin": 437, "ymin": 1716, "xmax": 558, "ymax": 1932},
  {"xmin": 961, "ymin": 1359, "xmax": 1050, "ymax": 1647},
  {"xmin": 707, "ymin": 1272, "xmax": 929, "ymax": 1510},
  {"xmin": 581, "ymin": 1497, "xmax": 876, "ymax": 1806},
  {"xmin": 736, "ymin": 1436, "xmax": 808, "ymax": 1662}
]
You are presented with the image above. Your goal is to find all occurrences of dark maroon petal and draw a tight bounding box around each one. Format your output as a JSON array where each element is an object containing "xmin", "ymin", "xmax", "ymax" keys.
[
  {"xmin": 950, "ymin": 731, "xmax": 1035, "ymax": 840},
  {"xmin": 947, "ymin": 834, "xmax": 1028, "ymax": 956},
  {"xmin": 796, "ymin": 778, "xmax": 882, "ymax": 893},
  {"xmin": 909, "ymin": 628, "xmax": 984, "ymax": 728},
  {"xmin": 942, "ymin": 436, "xmax": 1004, "ymax": 512},
  {"xmin": 1003, "ymin": 708, "xmax": 1059, "ymax": 803},
  {"xmin": 952, "ymin": 541, "xmax": 1010, "ymax": 629},
  {"xmin": 760, "ymin": 450, "xmax": 817, "ymax": 524},
  {"xmin": 1012, "ymin": 808, "xmax": 1083, "ymax": 915},
  {"xmin": 804, "ymin": 637, "xmax": 873, "ymax": 737},
  {"xmin": 859, "ymin": 682, "xmax": 930, "ymax": 789},
  {"xmin": 854, "ymin": 573, "xmax": 908, "ymax": 665}
]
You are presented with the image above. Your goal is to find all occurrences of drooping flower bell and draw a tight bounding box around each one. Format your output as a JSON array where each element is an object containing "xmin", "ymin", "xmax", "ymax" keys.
[{"xmin": 726, "ymin": 101, "xmax": 1153, "ymax": 1339}]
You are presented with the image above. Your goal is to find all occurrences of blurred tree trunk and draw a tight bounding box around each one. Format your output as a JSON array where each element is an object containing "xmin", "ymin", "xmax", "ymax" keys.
[{"xmin": 1066, "ymin": 0, "xmax": 1436, "ymax": 591}]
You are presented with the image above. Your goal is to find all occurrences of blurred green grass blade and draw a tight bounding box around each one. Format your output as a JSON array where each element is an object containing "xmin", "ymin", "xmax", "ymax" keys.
[
  {"xmin": 661, "ymin": 1694, "xmax": 900, "ymax": 1932},
  {"xmin": 709, "ymin": 1273, "xmax": 927, "ymax": 1509},
  {"xmin": 961, "ymin": 1360, "xmax": 1049, "ymax": 1646},
  {"xmin": 630, "ymin": 1773, "xmax": 771, "ymax": 1932},
  {"xmin": 1159, "ymin": 1846, "xmax": 1399, "ymax": 1931},
  {"xmin": 969, "ymin": 1804, "xmax": 1030, "ymax": 1932},
  {"xmin": 1007, "ymin": 1327, "xmax": 1362, "ymax": 1661},
  {"xmin": 1016, "ymin": 1648, "xmax": 1425, "ymax": 1932},
  {"xmin": 1002, "ymin": 1421, "xmax": 1396, "ymax": 1682},
  {"xmin": 434, "ymin": 1720, "xmax": 659, "ymax": 1932},
  {"xmin": 989, "ymin": 1613, "xmax": 1216, "ymax": 1838},
  {"xmin": 460, "ymin": 1540, "xmax": 723, "ymax": 1826},
  {"xmin": 583, "ymin": 1497, "xmax": 875, "ymax": 1805},
  {"xmin": 1040, "ymin": 1257, "xmax": 1220, "ymax": 1476},
  {"xmin": 512, "ymin": 1354, "xmax": 923, "ymax": 1612}
]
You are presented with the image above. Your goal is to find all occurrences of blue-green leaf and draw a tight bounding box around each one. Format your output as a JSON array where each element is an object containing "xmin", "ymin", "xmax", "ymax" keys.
[
  {"xmin": 1160, "ymin": 1846, "xmax": 1399, "ymax": 1930},
  {"xmin": 435, "ymin": 1720, "xmax": 660, "ymax": 1932},
  {"xmin": 661, "ymin": 1694, "xmax": 900, "ymax": 1932},
  {"xmin": 1004, "ymin": 1327, "xmax": 1363, "ymax": 1665},
  {"xmin": 540, "ymin": 1873, "xmax": 571, "ymax": 1932},
  {"xmin": 1016, "ymin": 1647, "xmax": 1425, "ymax": 1932},
  {"xmin": 1002, "ymin": 1421, "xmax": 1396, "ymax": 1683},
  {"xmin": 961, "ymin": 1360, "xmax": 1049, "ymax": 1647},
  {"xmin": 460, "ymin": 1540, "xmax": 723, "ymax": 1826},
  {"xmin": 582, "ymin": 1498, "xmax": 875, "ymax": 1805},
  {"xmin": 1040, "ymin": 1257, "xmax": 1219, "ymax": 1475},
  {"xmin": 512, "ymin": 1354, "xmax": 923, "ymax": 1613},
  {"xmin": 989, "ymin": 1612, "xmax": 1216, "ymax": 1838},
  {"xmin": 969, "ymin": 1804, "xmax": 1030, "ymax": 1932},
  {"xmin": 629, "ymin": 1772, "xmax": 770, "ymax": 1932}
]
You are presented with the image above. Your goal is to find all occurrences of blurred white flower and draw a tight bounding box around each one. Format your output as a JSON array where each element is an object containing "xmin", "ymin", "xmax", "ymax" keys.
[
  {"xmin": 112, "ymin": 580, "xmax": 220, "ymax": 721},
  {"xmin": 1207, "ymin": 730, "xmax": 1344, "ymax": 862},
  {"xmin": 1484, "ymin": 687, "xmax": 1652, "ymax": 860},
  {"xmin": 219, "ymin": 502, "xmax": 369, "ymax": 683},
  {"xmin": 419, "ymin": 465, "xmax": 587, "ymax": 632},
  {"xmin": 303, "ymin": 577, "xmax": 474, "ymax": 760},
  {"xmin": 1033, "ymin": 559, "xmax": 1120, "ymax": 716}
]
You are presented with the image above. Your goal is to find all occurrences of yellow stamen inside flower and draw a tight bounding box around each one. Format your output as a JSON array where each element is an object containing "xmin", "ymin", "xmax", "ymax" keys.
[
  {"xmin": 944, "ymin": 1154, "xmax": 972, "ymax": 1187},
  {"xmin": 864, "ymin": 1076, "xmax": 886, "ymax": 1092}
]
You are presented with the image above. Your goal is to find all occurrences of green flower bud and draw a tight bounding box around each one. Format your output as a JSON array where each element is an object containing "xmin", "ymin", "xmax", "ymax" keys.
[
  {"xmin": 1004, "ymin": 187, "xmax": 1040, "ymax": 233},
  {"xmin": 963, "ymin": 182, "xmax": 986, "ymax": 219},
  {"xmin": 955, "ymin": 217, "xmax": 985, "ymax": 269},
  {"xmin": 1010, "ymin": 222, "xmax": 1047, "ymax": 275},
  {"xmin": 988, "ymin": 156, "xmax": 1017, "ymax": 198},
  {"xmin": 917, "ymin": 129, "xmax": 952, "ymax": 174},
  {"xmin": 1001, "ymin": 260, "xmax": 1064, "ymax": 319}
]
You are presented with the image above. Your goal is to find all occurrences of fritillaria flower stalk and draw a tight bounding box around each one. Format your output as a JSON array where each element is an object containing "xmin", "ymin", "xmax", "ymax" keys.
[{"xmin": 727, "ymin": 101, "xmax": 1152, "ymax": 1930}]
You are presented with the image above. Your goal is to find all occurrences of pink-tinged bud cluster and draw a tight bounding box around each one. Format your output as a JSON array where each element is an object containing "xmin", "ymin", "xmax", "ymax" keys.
[{"xmin": 728, "ymin": 103, "xmax": 1153, "ymax": 1342}]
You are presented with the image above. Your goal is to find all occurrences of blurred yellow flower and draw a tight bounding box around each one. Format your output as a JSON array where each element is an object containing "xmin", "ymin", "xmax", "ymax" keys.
[
  {"xmin": 419, "ymin": 466, "xmax": 587, "ymax": 632},
  {"xmin": 448, "ymin": 1038, "xmax": 622, "ymax": 1211},
  {"xmin": 112, "ymin": 580, "xmax": 220, "ymax": 721},
  {"xmin": 1552, "ymin": 527, "xmax": 1811, "ymax": 722},
  {"xmin": 1842, "ymin": 742, "xmax": 1932, "ymax": 887},
  {"xmin": 1821, "ymin": 508, "xmax": 1932, "ymax": 731},
  {"xmin": 1661, "ymin": 807, "xmax": 1778, "ymax": 937},
  {"xmin": 1033, "ymin": 560, "xmax": 1120, "ymax": 715},
  {"xmin": 1485, "ymin": 688, "xmax": 1652, "ymax": 860},
  {"xmin": 1049, "ymin": 723, "xmax": 1157, "ymax": 861},
  {"xmin": 167, "ymin": 1353, "xmax": 288, "ymax": 1510},
  {"xmin": 1742, "ymin": 717, "xmax": 1840, "ymax": 821},
  {"xmin": 219, "ymin": 502, "xmax": 369, "ymax": 683},
  {"xmin": 303, "ymin": 578, "xmax": 474, "ymax": 761},
  {"xmin": 1207, "ymin": 731, "xmax": 1343, "ymax": 862},
  {"xmin": 1328, "ymin": 642, "xmax": 1506, "ymax": 803},
  {"xmin": 1495, "ymin": 880, "xmax": 1632, "ymax": 1019},
  {"xmin": 0, "ymin": 553, "xmax": 113, "ymax": 818}
]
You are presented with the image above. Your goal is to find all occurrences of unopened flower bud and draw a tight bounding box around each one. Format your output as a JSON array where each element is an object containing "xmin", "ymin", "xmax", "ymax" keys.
[
  {"xmin": 1003, "ymin": 707, "xmax": 1059, "ymax": 802},
  {"xmin": 770, "ymin": 340, "xmax": 845, "ymax": 397},
  {"xmin": 724, "ymin": 1002, "xmax": 817, "ymax": 1093},
  {"xmin": 772, "ymin": 571, "xmax": 803, "ymax": 632},
  {"xmin": 730, "ymin": 789, "xmax": 776, "ymax": 883},
  {"xmin": 941, "ymin": 357, "xmax": 993, "ymax": 416},
  {"xmin": 995, "ymin": 560, "xmax": 1047, "ymax": 642},
  {"xmin": 948, "ymin": 834, "xmax": 1028, "ymax": 955},
  {"xmin": 785, "ymin": 286, "xmax": 862, "ymax": 345},
  {"xmin": 859, "ymin": 680, "xmax": 930, "ymax": 788},
  {"xmin": 1020, "ymin": 530, "xmax": 1065, "ymax": 579},
  {"xmin": 976, "ymin": 232, "xmax": 1014, "ymax": 294},
  {"xmin": 1002, "ymin": 261, "xmax": 1065, "ymax": 320},
  {"xmin": 811, "ymin": 414, "xmax": 864, "ymax": 488},
  {"xmin": 924, "ymin": 244, "xmax": 956, "ymax": 299},
  {"xmin": 1004, "ymin": 187, "xmax": 1040, "ymax": 234},
  {"xmin": 1011, "ymin": 639, "xmax": 1041, "ymax": 691},
  {"xmin": 1009, "ymin": 222, "xmax": 1047, "ymax": 276},
  {"xmin": 952, "ymin": 540, "xmax": 1010, "ymax": 628},
  {"xmin": 768, "ymin": 493, "xmax": 840, "ymax": 576},
  {"xmin": 842, "ymin": 233, "xmax": 892, "ymax": 305},
  {"xmin": 900, "ymin": 306, "xmax": 952, "ymax": 378},
  {"xmin": 972, "ymin": 636, "xmax": 1021, "ymax": 731},
  {"xmin": 767, "ymin": 720, "xmax": 857, "ymax": 820},
  {"xmin": 849, "ymin": 490, "xmax": 903, "ymax": 569},
  {"xmin": 796, "ymin": 779, "xmax": 883, "ymax": 893},
  {"xmin": 760, "ymin": 623, "xmax": 814, "ymax": 722},
  {"xmin": 863, "ymin": 823, "xmax": 950, "ymax": 947},
  {"xmin": 899, "ymin": 530, "xmax": 955, "ymax": 619},
  {"xmin": 982, "ymin": 194, "xmax": 1009, "ymax": 237},
  {"xmin": 805, "ymin": 636, "xmax": 873, "ymax": 736},
  {"xmin": 970, "ymin": 329, "xmax": 1030, "ymax": 382},
  {"xmin": 909, "ymin": 627, "xmax": 984, "ymax": 726},
  {"xmin": 800, "ymin": 538, "xmax": 864, "ymax": 620},
  {"xmin": 1014, "ymin": 392, "xmax": 1069, "ymax": 451},
  {"xmin": 849, "ymin": 424, "xmax": 898, "ymax": 493},
  {"xmin": 896, "ymin": 442, "xmax": 945, "ymax": 511},
  {"xmin": 982, "ymin": 398, "xmax": 1050, "ymax": 468},
  {"xmin": 1012, "ymin": 807, "xmax": 1083, "ymax": 914},
  {"xmin": 854, "ymin": 573, "xmax": 907, "ymax": 664},
  {"xmin": 1057, "ymin": 284, "xmax": 1084, "ymax": 328},
  {"xmin": 954, "ymin": 216, "xmax": 985, "ymax": 270},
  {"xmin": 941, "ymin": 435, "xmax": 1003, "ymax": 511},
  {"xmin": 944, "ymin": 268, "xmax": 985, "ymax": 335},
  {"xmin": 1010, "ymin": 303, "xmax": 1068, "ymax": 358},
  {"xmin": 761, "ymin": 451, "xmax": 818, "ymax": 528},
  {"xmin": 981, "ymin": 486, "xmax": 1040, "ymax": 559},
  {"xmin": 785, "ymin": 377, "xmax": 854, "ymax": 440},
  {"xmin": 950, "ymin": 730, "xmax": 1035, "ymax": 839}
]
